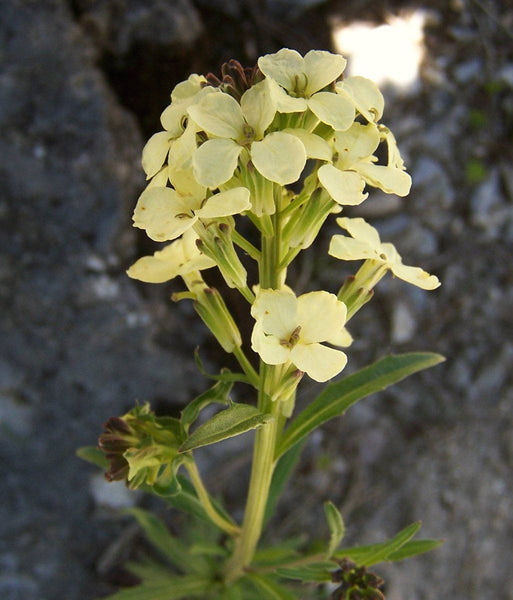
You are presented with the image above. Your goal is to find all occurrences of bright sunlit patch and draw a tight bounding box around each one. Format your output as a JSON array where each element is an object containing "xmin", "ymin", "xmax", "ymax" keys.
[{"xmin": 333, "ymin": 11, "xmax": 427, "ymax": 90}]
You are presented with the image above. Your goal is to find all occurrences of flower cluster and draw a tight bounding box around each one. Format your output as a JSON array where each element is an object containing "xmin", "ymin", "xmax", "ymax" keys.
[{"xmin": 127, "ymin": 48, "xmax": 439, "ymax": 384}]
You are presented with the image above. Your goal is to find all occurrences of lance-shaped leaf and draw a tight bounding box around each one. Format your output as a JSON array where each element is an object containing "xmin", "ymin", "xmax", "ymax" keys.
[
  {"xmin": 180, "ymin": 379, "xmax": 233, "ymax": 434},
  {"xmin": 276, "ymin": 352, "xmax": 445, "ymax": 459},
  {"xmin": 276, "ymin": 562, "xmax": 336, "ymax": 583},
  {"xmin": 324, "ymin": 501, "xmax": 345, "ymax": 559},
  {"xmin": 124, "ymin": 507, "xmax": 193, "ymax": 572},
  {"xmin": 180, "ymin": 403, "xmax": 273, "ymax": 452},
  {"xmin": 101, "ymin": 573, "xmax": 212, "ymax": 600},
  {"xmin": 245, "ymin": 573, "xmax": 299, "ymax": 599},
  {"xmin": 76, "ymin": 446, "xmax": 109, "ymax": 469},
  {"xmin": 335, "ymin": 521, "xmax": 424, "ymax": 567}
]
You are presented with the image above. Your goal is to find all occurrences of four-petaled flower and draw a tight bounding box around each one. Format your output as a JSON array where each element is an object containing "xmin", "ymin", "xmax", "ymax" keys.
[
  {"xmin": 258, "ymin": 48, "xmax": 355, "ymax": 131},
  {"xmin": 188, "ymin": 80, "xmax": 307, "ymax": 187},
  {"xmin": 318, "ymin": 122, "xmax": 412, "ymax": 207},
  {"xmin": 329, "ymin": 217, "xmax": 441, "ymax": 290},
  {"xmin": 127, "ymin": 229, "xmax": 215, "ymax": 284},
  {"xmin": 251, "ymin": 288, "xmax": 348, "ymax": 382},
  {"xmin": 133, "ymin": 186, "xmax": 251, "ymax": 242}
]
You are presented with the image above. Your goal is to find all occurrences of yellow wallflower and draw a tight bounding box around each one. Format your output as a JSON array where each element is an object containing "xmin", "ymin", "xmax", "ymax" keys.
[
  {"xmin": 329, "ymin": 217, "xmax": 440, "ymax": 290},
  {"xmin": 251, "ymin": 289, "xmax": 348, "ymax": 382}
]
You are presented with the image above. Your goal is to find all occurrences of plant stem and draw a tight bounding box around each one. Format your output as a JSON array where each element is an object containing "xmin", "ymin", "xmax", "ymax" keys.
[
  {"xmin": 232, "ymin": 346, "xmax": 259, "ymax": 388},
  {"xmin": 224, "ymin": 364, "xmax": 282, "ymax": 582},
  {"xmin": 186, "ymin": 461, "xmax": 241, "ymax": 537}
]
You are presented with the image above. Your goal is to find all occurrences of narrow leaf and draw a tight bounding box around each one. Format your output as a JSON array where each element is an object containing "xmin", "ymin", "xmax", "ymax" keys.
[
  {"xmin": 76, "ymin": 445, "xmax": 108, "ymax": 469},
  {"xmin": 386, "ymin": 538, "xmax": 444, "ymax": 562},
  {"xmin": 181, "ymin": 379, "xmax": 232, "ymax": 434},
  {"xmin": 180, "ymin": 403, "xmax": 273, "ymax": 452},
  {"xmin": 324, "ymin": 501, "xmax": 345, "ymax": 558},
  {"xmin": 264, "ymin": 440, "xmax": 306, "ymax": 526},
  {"xmin": 101, "ymin": 574, "xmax": 211, "ymax": 600},
  {"xmin": 124, "ymin": 508, "xmax": 192, "ymax": 572},
  {"xmin": 194, "ymin": 349, "xmax": 250, "ymax": 384},
  {"xmin": 246, "ymin": 573, "xmax": 299, "ymax": 599},
  {"xmin": 335, "ymin": 521, "xmax": 422, "ymax": 566},
  {"xmin": 276, "ymin": 563, "xmax": 335, "ymax": 583},
  {"xmin": 277, "ymin": 353, "xmax": 444, "ymax": 458}
]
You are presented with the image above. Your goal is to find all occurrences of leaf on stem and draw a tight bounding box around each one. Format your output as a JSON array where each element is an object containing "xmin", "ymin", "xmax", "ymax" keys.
[
  {"xmin": 276, "ymin": 352, "xmax": 445, "ymax": 458},
  {"xmin": 324, "ymin": 501, "xmax": 345, "ymax": 559},
  {"xmin": 179, "ymin": 403, "xmax": 273, "ymax": 452},
  {"xmin": 181, "ymin": 379, "xmax": 233, "ymax": 434},
  {"xmin": 124, "ymin": 507, "xmax": 193, "ymax": 571},
  {"xmin": 334, "ymin": 521, "xmax": 436, "ymax": 566}
]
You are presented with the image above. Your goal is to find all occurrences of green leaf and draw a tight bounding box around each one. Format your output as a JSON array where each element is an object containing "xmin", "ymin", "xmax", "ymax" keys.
[
  {"xmin": 276, "ymin": 353, "xmax": 445, "ymax": 458},
  {"xmin": 180, "ymin": 403, "xmax": 273, "ymax": 452},
  {"xmin": 386, "ymin": 538, "xmax": 444, "ymax": 561},
  {"xmin": 324, "ymin": 501, "xmax": 345, "ymax": 558},
  {"xmin": 276, "ymin": 562, "xmax": 335, "ymax": 583},
  {"xmin": 335, "ymin": 521, "xmax": 422, "ymax": 567},
  {"xmin": 159, "ymin": 475, "xmax": 233, "ymax": 529},
  {"xmin": 194, "ymin": 349, "xmax": 251, "ymax": 385},
  {"xmin": 181, "ymin": 380, "xmax": 232, "ymax": 434},
  {"xmin": 101, "ymin": 574, "xmax": 212, "ymax": 600},
  {"xmin": 264, "ymin": 440, "xmax": 306, "ymax": 527},
  {"xmin": 189, "ymin": 543, "xmax": 229, "ymax": 558},
  {"xmin": 246, "ymin": 573, "xmax": 299, "ymax": 599},
  {"xmin": 76, "ymin": 445, "xmax": 108, "ymax": 469},
  {"xmin": 124, "ymin": 508, "xmax": 193, "ymax": 572}
]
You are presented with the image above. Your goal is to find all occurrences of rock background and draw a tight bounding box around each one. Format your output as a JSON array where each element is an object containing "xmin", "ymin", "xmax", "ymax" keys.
[{"xmin": 1, "ymin": 0, "xmax": 512, "ymax": 599}]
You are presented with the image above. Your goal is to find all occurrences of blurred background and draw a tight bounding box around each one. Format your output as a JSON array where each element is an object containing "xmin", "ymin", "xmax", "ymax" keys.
[{"xmin": 1, "ymin": 0, "xmax": 512, "ymax": 598}]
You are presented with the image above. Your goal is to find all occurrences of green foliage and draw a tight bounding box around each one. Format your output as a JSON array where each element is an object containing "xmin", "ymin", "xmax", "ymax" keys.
[
  {"xmin": 276, "ymin": 352, "xmax": 445, "ymax": 458},
  {"xmin": 324, "ymin": 502, "xmax": 345, "ymax": 559},
  {"xmin": 180, "ymin": 403, "xmax": 273, "ymax": 452}
]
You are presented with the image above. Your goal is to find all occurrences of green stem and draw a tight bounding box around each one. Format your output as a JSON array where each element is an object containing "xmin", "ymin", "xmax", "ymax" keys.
[
  {"xmin": 224, "ymin": 365, "xmax": 282, "ymax": 582},
  {"xmin": 186, "ymin": 461, "xmax": 241, "ymax": 537},
  {"xmin": 232, "ymin": 346, "xmax": 259, "ymax": 388},
  {"xmin": 231, "ymin": 229, "xmax": 261, "ymax": 262}
]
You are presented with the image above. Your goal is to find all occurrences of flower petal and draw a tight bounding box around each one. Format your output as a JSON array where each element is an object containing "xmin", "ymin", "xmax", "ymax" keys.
[
  {"xmin": 240, "ymin": 80, "xmax": 276, "ymax": 139},
  {"xmin": 251, "ymin": 321, "xmax": 291, "ymax": 365},
  {"xmin": 328, "ymin": 235, "xmax": 377, "ymax": 261},
  {"xmin": 296, "ymin": 291, "xmax": 347, "ymax": 344},
  {"xmin": 283, "ymin": 128, "xmax": 333, "ymax": 160},
  {"xmin": 188, "ymin": 92, "xmax": 245, "ymax": 139},
  {"xmin": 142, "ymin": 131, "xmax": 171, "ymax": 178},
  {"xmin": 266, "ymin": 78, "xmax": 308, "ymax": 113},
  {"xmin": 258, "ymin": 48, "xmax": 304, "ymax": 92},
  {"xmin": 389, "ymin": 262, "xmax": 441, "ymax": 290},
  {"xmin": 251, "ymin": 288, "xmax": 298, "ymax": 339},
  {"xmin": 335, "ymin": 217, "xmax": 381, "ymax": 248},
  {"xmin": 291, "ymin": 343, "xmax": 347, "ymax": 382},
  {"xmin": 333, "ymin": 123, "xmax": 380, "ymax": 169},
  {"xmin": 251, "ymin": 132, "xmax": 306, "ymax": 185},
  {"xmin": 308, "ymin": 92, "xmax": 355, "ymax": 131},
  {"xmin": 303, "ymin": 50, "xmax": 347, "ymax": 96},
  {"xmin": 318, "ymin": 164, "xmax": 368, "ymax": 206},
  {"xmin": 127, "ymin": 233, "xmax": 215, "ymax": 284},
  {"xmin": 355, "ymin": 163, "xmax": 412, "ymax": 196},
  {"xmin": 197, "ymin": 187, "xmax": 251, "ymax": 219},
  {"xmin": 336, "ymin": 76, "xmax": 385, "ymax": 123},
  {"xmin": 171, "ymin": 74, "xmax": 206, "ymax": 103},
  {"xmin": 133, "ymin": 187, "xmax": 198, "ymax": 242},
  {"xmin": 193, "ymin": 139, "xmax": 242, "ymax": 188}
]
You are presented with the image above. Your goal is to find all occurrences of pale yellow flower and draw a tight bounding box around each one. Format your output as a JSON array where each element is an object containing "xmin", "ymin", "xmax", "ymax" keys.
[
  {"xmin": 318, "ymin": 122, "xmax": 411, "ymax": 206},
  {"xmin": 251, "ymin": 289, "xmax": 348, "ymax": 382},
  {"xmin": 126, "ymin": 229, "xmax": 215, "ymax": 284},
  {"xmin": 141, "ymin": 75, "xmax": 214, "ymax": 180},
  {"xmin": 188, "ymin": 80, "xmax": 306, "ymax": 187},
  {"xmin": 258, "ymin": 48, "xmax": 355, "ymax": 131},
  {"xmin": 335, "ymin": 76, "xmax": 385, "ymax": 123},
  {"xmin": 132, "ymin": 186, "xmax": 251, "ymax": 242},
  {"xmin": 329, "ymin": 217, "xmax": 440, "ymax": 290}
]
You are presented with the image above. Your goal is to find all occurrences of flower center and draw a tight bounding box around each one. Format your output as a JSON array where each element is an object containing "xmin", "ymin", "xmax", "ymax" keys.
[{"xmin": 280, "ymin": 325, "xmax": 301, "ymax": 348}]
